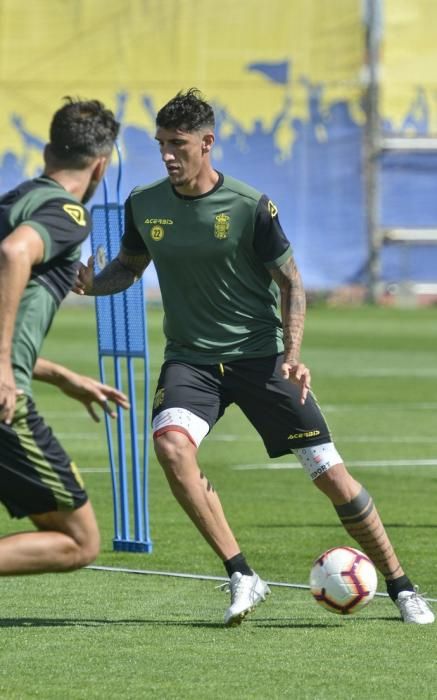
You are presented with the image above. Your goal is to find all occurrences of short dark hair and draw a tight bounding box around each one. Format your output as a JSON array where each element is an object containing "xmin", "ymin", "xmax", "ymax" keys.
[
  {"xmin": 48, "ymin": 96, "xmax": 120, "ymax": 169},
  {"xmin": 156, "ymin": 88, "xmax": 215, "ymax": 133}
]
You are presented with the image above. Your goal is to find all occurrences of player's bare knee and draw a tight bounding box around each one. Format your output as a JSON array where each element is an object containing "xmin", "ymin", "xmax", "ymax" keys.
[
  {"xmin": 154, "ymin": 430, "xmax": 195, "ymax": 468},
  {"xmin": 152, "ymin": 408, "xmax": 209, "ymax": 469},
  {"xmin": 32, "ymin": 504, "xmax": 100, "ymax": 569},
  {"xmin": 65, "ymin": 529, "xmax": 100, "ymax": 570},
  {"xmin": 313, "ymin": 465, "xmax": 346, "ymax": 494},
  {"xmin": 154, "ymin": 439, "xmax": 200, "ymax": 495},
  {"xmin": 314, "ymin": 464, "xmax": 361, "ymax": 504},
  {"xmin": 77, "ymin": 536, "xmax": 100, "ymax": 567}
]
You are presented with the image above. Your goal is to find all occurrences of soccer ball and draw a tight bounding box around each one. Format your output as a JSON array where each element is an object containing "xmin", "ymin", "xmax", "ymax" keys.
[{"xmin": 309, "ymin": 546, "xmax": 378, "ymax": 615}]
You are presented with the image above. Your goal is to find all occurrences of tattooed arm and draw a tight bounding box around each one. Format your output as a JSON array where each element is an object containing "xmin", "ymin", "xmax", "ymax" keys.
[
  {"xmin": 270, "ymin": 255, "xmax": 306, "ymax": 364},
  {"xmin": 74, "ymin": 247, "xmax": 151, "ymax": 296},
  {"xmin": 270, "ymin": 255, "xmax": 311, "ymax": 404}
]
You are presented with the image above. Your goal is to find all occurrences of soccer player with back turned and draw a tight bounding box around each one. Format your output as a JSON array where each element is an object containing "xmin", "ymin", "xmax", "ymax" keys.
[
  {"xmin": 76, "ymin": 88, "xmax": 434, "ymax": 625},
  {"xmin": 0, "ymin": 97, "xmax": 129, "ymax": 576}
]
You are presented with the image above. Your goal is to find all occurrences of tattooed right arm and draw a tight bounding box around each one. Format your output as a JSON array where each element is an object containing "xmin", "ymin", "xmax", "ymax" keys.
[
  {"xmin": 76, "ymin": 248, "xmax": 151, "ymax": 296},
  {"xmin": 94, "ymin": 249, "xmax": 151, "ymax": 295}
]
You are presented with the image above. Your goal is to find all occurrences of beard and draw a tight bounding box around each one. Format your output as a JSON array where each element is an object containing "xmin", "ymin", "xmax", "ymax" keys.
[{"xmin": 81, "ymin": 178, "xmax": 99, "ymax": 204}]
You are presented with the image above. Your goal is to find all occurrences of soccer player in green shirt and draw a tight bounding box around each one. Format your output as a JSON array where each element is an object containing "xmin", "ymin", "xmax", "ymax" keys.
[
  {"xmin": 76, "ymin": 88, "xmax": 434, "ymax": 625},
  {"xmin": 0, "ymin": 97, "xmax": 129, "ymax": 576}
]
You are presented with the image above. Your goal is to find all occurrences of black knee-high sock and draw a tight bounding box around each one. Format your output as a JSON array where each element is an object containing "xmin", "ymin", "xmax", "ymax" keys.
[
  {"xmin": 386, "ymin": 575, "xmax": 414, "ymax": 602},
  {"xmin": 224, "ymin": 553, "xmax": 253, "ymax": 578}
]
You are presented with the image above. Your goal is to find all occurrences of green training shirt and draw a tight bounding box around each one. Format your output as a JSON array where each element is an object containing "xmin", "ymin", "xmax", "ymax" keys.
[
  {"xmin": 122, "ymin": 172, "xmax": 292, "ymax": 363},
  {"xmin": 0, "ymin": 176, "xmax": 91, "ymax": 395}
]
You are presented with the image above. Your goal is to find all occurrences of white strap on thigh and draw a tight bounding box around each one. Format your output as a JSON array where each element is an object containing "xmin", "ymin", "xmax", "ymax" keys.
[
  {"xmin": 293, "ymin": 442, "xmax": 343, "ymax": 481},
  {"xmin": 152, "ymin": 407, "xmax": 210, "ymax": 448}
]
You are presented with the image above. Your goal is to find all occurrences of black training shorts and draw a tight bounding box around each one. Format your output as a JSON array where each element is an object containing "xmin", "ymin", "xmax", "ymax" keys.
[
  {"xmin": 152, "ymin": 354, "xmax": 331, "ymax": 458},
  {"xmin": 0, "ymin": 395, "xmax": 88, "ymax": 518}
]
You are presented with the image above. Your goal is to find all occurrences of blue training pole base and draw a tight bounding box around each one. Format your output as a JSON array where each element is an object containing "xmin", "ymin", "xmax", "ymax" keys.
[{"xmin": 113, "ymin": 538, "xmax": 153, "ymax": 553}]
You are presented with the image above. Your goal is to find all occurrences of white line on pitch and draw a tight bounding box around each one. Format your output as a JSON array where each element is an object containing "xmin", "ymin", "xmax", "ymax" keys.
[
  {"xmin": 80, "ymin": 468, "xmax": 111, "ymax": 473},
  {"xmin": 209, "ymin": 434, "xmax": 437, "ymax": 444},
  {"xmin": 325, "ymin": 369, "xmax": 437, "ymax": 378},
  {"xmin": 79, "ymin": 459, "xmax": 437, "ymax": 473},
  {"xmin": 323, "ymin": 403, "xmax": 437, "ymax": 411},
  {"xmin": 233, "ymin": 459, "xmax": 437, "ymax": 470},
  {"xmin": 39, "ymin": 402, "xmax": 437, "ymax": 420},
  {"xmin": 50, "ymin": 432, "xmax": 437, "ymax": 446},
  {"xmin": 86, "ymin": 565, "xmax": 437, "ymax": 603}
]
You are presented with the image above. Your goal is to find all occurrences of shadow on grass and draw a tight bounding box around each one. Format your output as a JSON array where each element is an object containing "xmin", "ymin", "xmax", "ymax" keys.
[
  {"xmin": 0, "ymin": 617, "xmax": 224, "ymax": 629},
  {"xmin": 0, "ymin": 615, "xmax": 399, "ymax": 629},
  {"xmin": 251, "ymin": 616, "xmax": 400, "ymax": 628},
  {"xmin": 256, "ymin": 523, "xmax": 437, "ymax": 529}
]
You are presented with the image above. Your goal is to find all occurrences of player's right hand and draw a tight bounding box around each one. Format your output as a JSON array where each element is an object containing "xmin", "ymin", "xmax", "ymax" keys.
[
  {"xmin": 0, "ymin": 361, "xmax": 18, "ymax": 424},
  {"xmin": 281, "ymin": 361, "xmax": 311, "ymax": 405},
  {"xmin": 73, "ymin": 255, "xmax": 94, "ymax": 295}
]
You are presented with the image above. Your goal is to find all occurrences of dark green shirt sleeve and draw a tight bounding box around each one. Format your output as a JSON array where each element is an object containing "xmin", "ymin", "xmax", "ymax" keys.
[
  {"xmin": 253, "ymin": 194, "xmax": 291, "ymax": 268},
  {"xmin": 23, "ymin": 198, "xmax": 90, "ymax": 262},
  {"xmin": 121, "ymin": 195, "xmax": 150, "ymax": 254}
]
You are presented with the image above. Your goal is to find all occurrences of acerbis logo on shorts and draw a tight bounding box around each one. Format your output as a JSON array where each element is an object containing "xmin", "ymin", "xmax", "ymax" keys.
[
  {"xmin": 153, "ymin": 388, "xmax": 165, "ymax": 409},
  {"xmin": 287, "ymin": 430, "xmax": 320, "ymax": 440}
]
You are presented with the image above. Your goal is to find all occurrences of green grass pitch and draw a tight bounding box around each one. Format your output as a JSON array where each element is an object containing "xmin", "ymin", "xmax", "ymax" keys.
[{"xmin": 1, "ymin": 301, "xmax": 436, "ymax": 699}]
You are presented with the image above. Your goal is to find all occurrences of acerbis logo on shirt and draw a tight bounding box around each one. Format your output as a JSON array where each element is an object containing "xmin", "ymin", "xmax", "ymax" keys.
[
  {"xmin": 145, "ymin": 218, "xmax": 173, "ymax": 242},
  {"xmin": 63, "ymin": 204, "xmax": 86, "ymax": 226},
  {"xmin": 267, "ymin": 200, "xmax": 278, "ymax": 218}
]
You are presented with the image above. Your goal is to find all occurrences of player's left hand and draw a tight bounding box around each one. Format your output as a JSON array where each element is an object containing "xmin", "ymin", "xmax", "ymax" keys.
[
  {"xmin": 58, "ymin": 371, "xmax": 130, "ymax": 422},
  {"xmin": 281, "ymin": 361, "xmax": 311, "ymax": 405}
]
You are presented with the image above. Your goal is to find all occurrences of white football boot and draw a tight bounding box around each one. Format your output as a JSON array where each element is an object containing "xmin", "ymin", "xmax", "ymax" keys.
[
  {"xmin": 222, "ymin": 571, "xmax": 270, "ymax": 627},
  {"xmin": 396, "ymin": 587, "xmax": 435, "ymax": 624}
]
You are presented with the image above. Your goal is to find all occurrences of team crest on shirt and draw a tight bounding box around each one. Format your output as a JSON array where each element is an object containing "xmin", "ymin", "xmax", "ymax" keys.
[
  {"xmin": 214, "ymin": 213, "xmax": 230, "ymax": 239},
  {"xmin": 267, "ymin": 200, "xmax": 278, "ymax": 218},
  {"xmin": 150, "ymin": 225, "xmax": 165, "ymax": 241},
  {"xmin": 153, "ymin": 388, "xmax": 165, "ymax": 408},
  {"xmin": 63, "ymin": 204, "xmax": 86, "ymax": 226}
]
